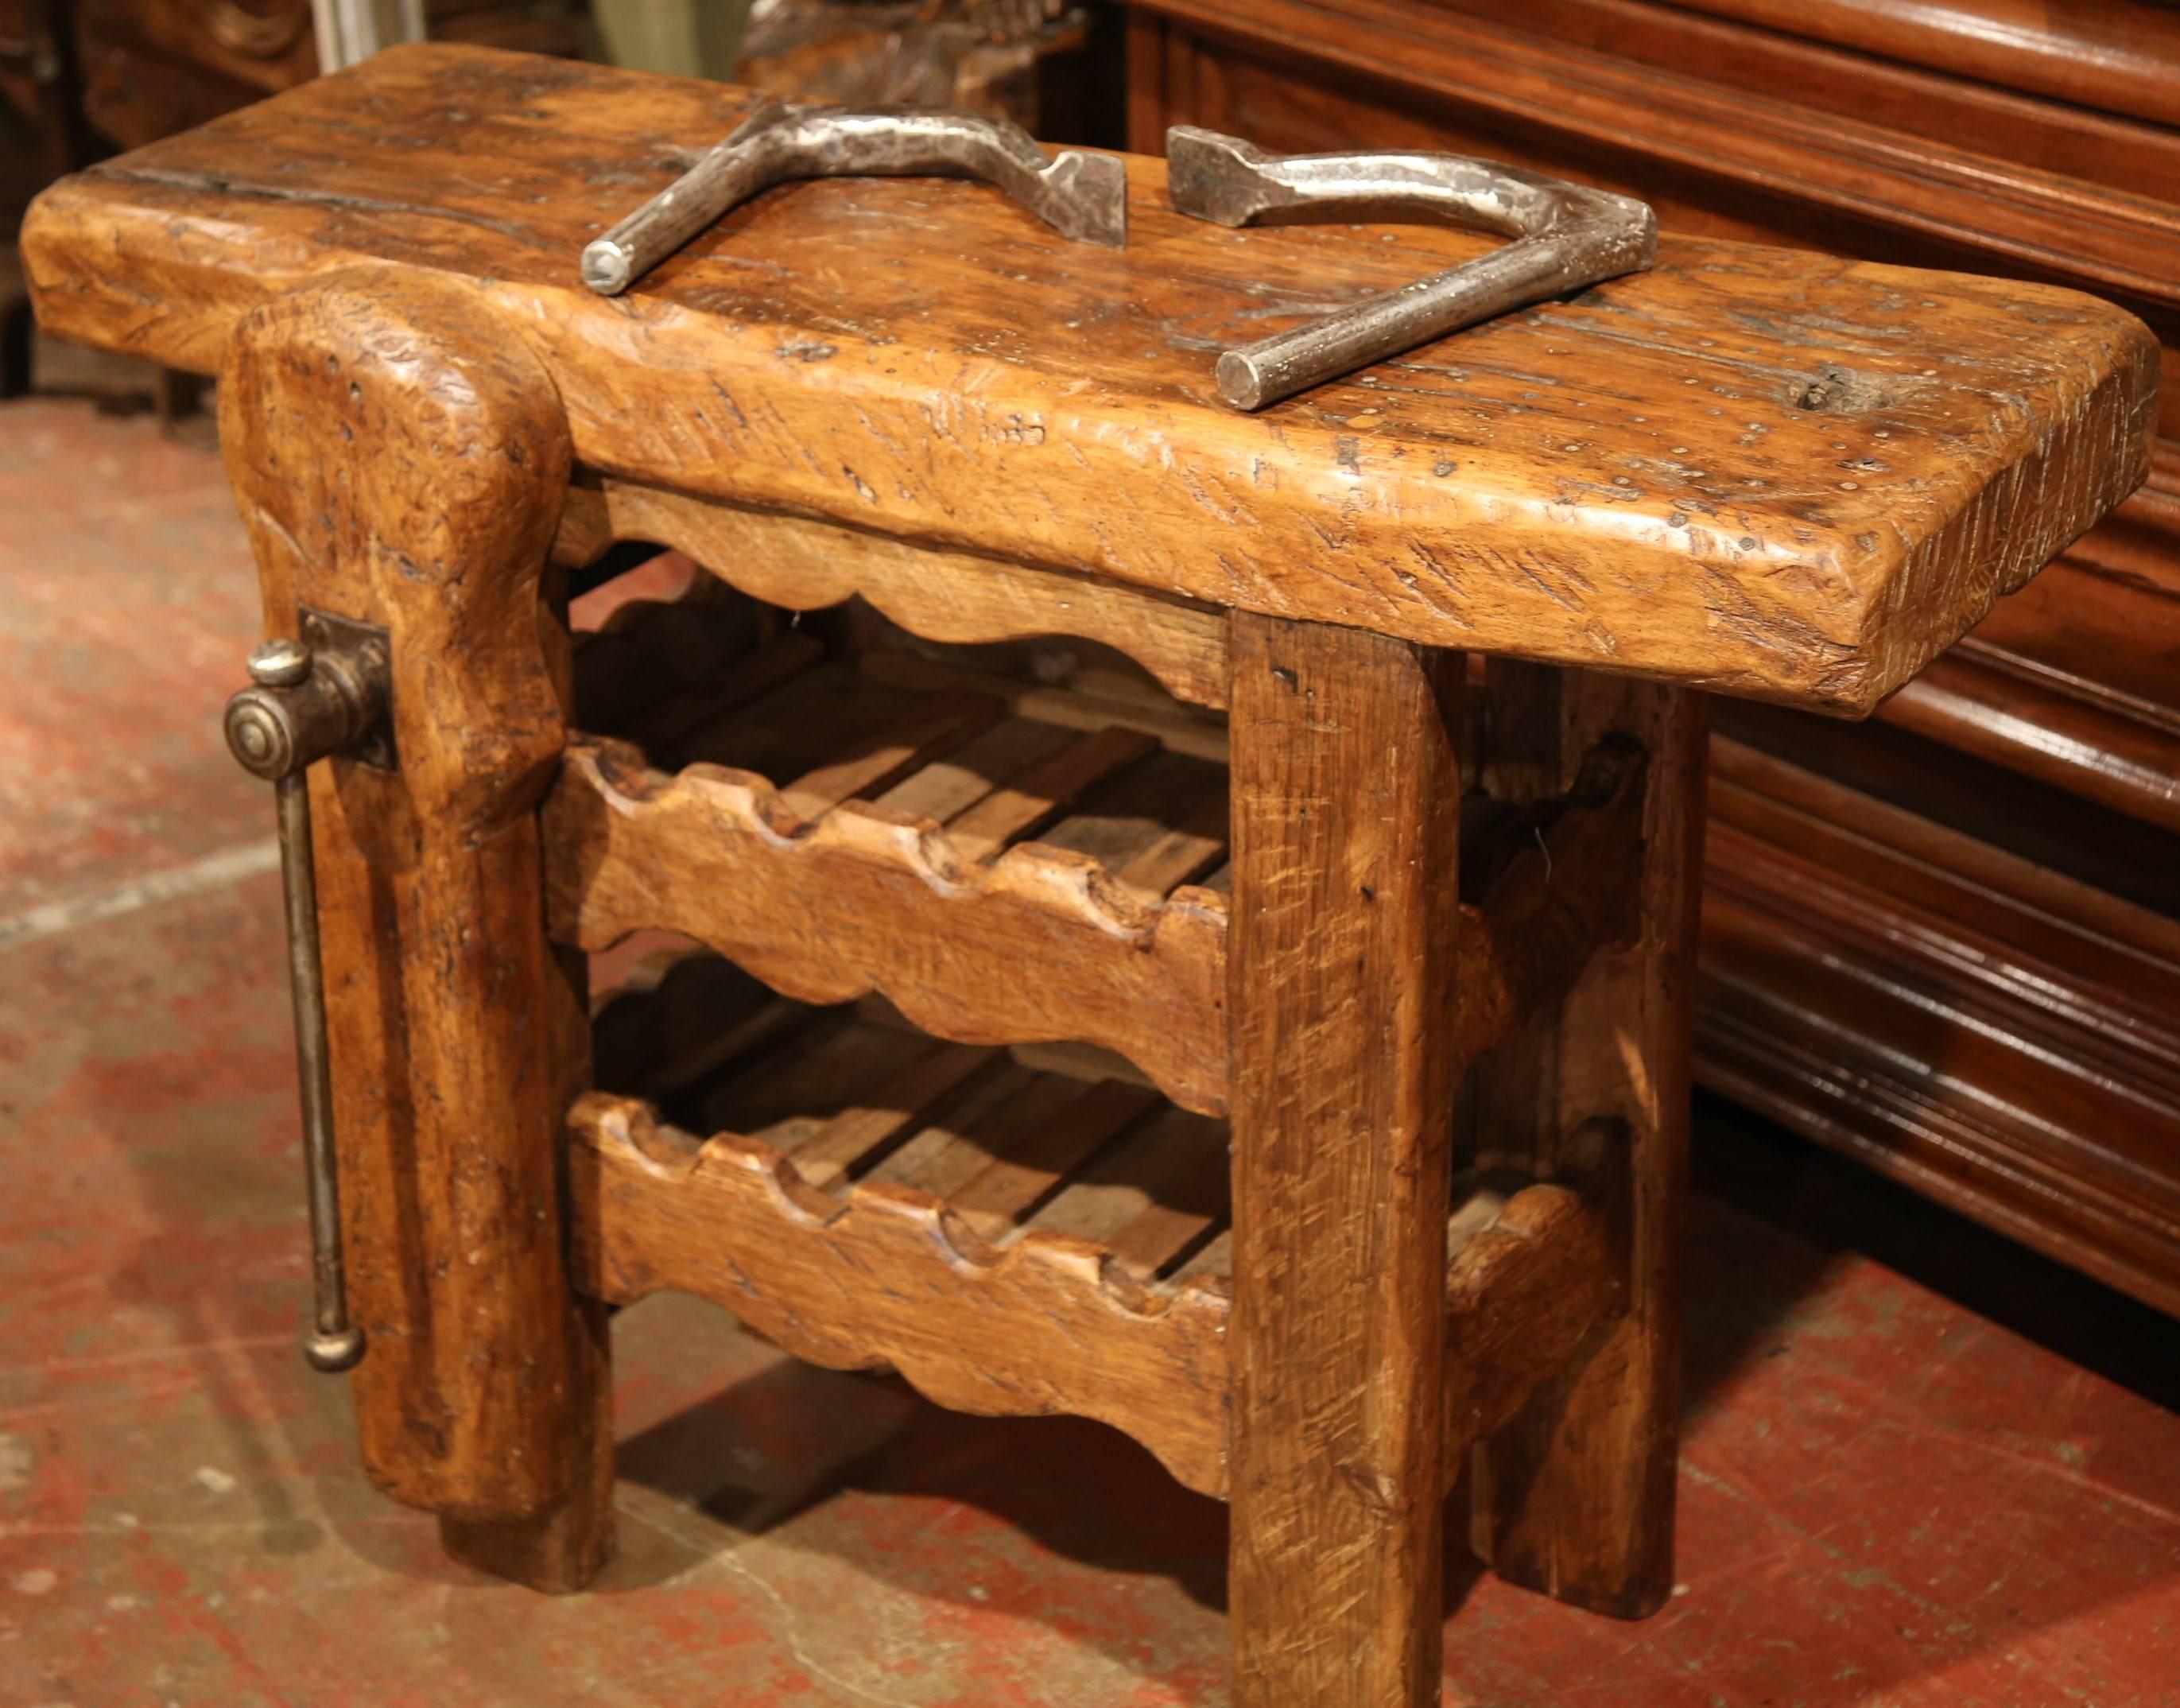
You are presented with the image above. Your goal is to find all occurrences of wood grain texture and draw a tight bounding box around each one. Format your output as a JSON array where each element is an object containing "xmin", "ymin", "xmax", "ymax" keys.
[
  {"xmin": 553, "ymin": 480, "xmax": 1230, "ymax": 709},
  {"xmin": 1700, "ymin": 736, "xmax": 2180, "ymax": 1318},
  {"xmin": 20, "ymin": 41, "xmax": 2158, "ymax": 709},
  {"xmin": 1443, "ymin": 1173, "xmax": 1618, "ymax": 1482},
  {"xmin": 1663, "ymin": 0, "xmax": 2180, "ymax": 130},
  {"xmin": 1131, "ymin": 0, "xmax": 2180, "ymax": 331},
  {"xmin": 1457, "ymin": 737, "xmax": 1646, "ymax": 1060},
  {"xmin": 1128, "ymin": 5, "xmax": 2180, "ymax": 821},
  {"xmin": 541, "ymin": 693, "xmax": 1639, "ymax": 1125},
  {"xmin": 1468, "ymin": 664, "xmax": 1707, "ymax": 1620},
  {"xmin": 218, "ymin": 266, "xmax": 609, "ymax": 1570},
  {"xmin": 1305, "ymin": 0, "xmax": 2180, "ymax": 215},
  {"xmin": 1391, "ymin": 0, "xmax": 2180, "ymax": 234},
  {"xmin": 568, "ymin": 1089, "xmax": 1236, "ymax": 1498},
  {"xmin": 569, "ymin": 1062, "xmax": 1615, "ymax": 1508},
  {"xmin": 1127, "ymin": 0, "xmax": 2180, "ymax": 1320},
  {"xmin": 1878, "ymin": 643, "xmax": 2180, "ymax": 837},
  {"xmin": 543, "ymin": 736, "xmax": 1232, "ymax": 1116},
  {"xmin": 571, "ymin": 976, "xmax": 1631, "ymax": 1527},
  {"xmin": 441, "ymin": 543, "xmax": 616, "ymax": 1594},
  {"xmin": 1224, "ymin": 613, "xmax": 1463, "ymax": 1708}
]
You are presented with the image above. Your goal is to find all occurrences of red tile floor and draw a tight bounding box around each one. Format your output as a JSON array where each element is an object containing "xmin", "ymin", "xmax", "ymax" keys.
[{"xmin": 2, "ymin": 361, "xmax": 2177, "ymax": 1707}]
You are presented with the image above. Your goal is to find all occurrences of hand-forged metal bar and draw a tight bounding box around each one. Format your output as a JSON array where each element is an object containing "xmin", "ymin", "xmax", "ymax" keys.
[
  {"xmin": 223, "ymin": 623, "xmax": 390, "ymax": 1375},
  {"xmin": 1166, "ymin": 127, "xmax": 1658, "ymax": 410},
  {"xmin": 582, "ymin": 103, "xmax": 1128, "ymax": 294}
]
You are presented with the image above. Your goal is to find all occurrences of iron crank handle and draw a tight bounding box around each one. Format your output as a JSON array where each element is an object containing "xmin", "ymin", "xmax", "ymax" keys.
[
  {"xmin": 581, "ymin": 103, "xmax": 1127, "ymax": 296},
  {"xmin": 223, "ymin": 627, "xmax": 390, "ymax": 1374},
  {"xmin": 1166, "ymin": 127, "xmax": 1657, "ymax": 410}
]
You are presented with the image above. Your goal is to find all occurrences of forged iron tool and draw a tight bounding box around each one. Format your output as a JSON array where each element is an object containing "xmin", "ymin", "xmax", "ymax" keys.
[
  {"xmin": 223, "ymin": 615, "xmax": 392, "ymax": 1374},
  {"xmin": 1166, "ymin": 127, "xmax": 1658, "ymax": 410},
  {"xmin": 581, "ymin": 103, "xmax": 1127, "ymax": 296}
]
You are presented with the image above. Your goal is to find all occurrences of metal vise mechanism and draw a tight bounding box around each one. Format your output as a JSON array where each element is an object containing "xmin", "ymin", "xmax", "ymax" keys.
[{"xmin": 223, "ymin": 615, "xmax": 392, "ymax": 1374}]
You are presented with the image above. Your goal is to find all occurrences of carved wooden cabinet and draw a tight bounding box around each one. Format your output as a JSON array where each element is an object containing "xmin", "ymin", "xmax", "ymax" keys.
[{"xmin": 1119, "ymin": 0, "xmax": 2180, "ymax": 1316}]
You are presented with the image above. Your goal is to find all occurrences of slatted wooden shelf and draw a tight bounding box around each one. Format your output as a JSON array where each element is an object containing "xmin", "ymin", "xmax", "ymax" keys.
[
  {"xmin": 551, "ymin": 611, "xmax": 1235, "ymax": 1112},
  {"xmin": 549, "ymin": 596, "xmax": 1648, "ymax": 1119},
  {"xmin": 572, "ymin": 961, "xmax": 1618, "ymax": 1498},
  {"xmin": 551, "ymin": 582, "xmax": 1646, "ymax": 1495}
]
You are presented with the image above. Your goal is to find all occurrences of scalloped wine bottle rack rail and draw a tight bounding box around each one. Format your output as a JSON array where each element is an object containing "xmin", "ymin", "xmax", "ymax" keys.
[
  {"xmin": 545, "ymin": 639, "xmax": 1647, "ymax": 1120},
  {"xmin": 567, "ymin": 992, "xmax": 1617, "ymax": 1500}
]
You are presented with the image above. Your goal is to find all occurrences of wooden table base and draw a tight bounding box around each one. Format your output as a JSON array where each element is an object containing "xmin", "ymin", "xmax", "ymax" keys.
[{"xmin": 204, "ymin": 276, "xmax": 1706, "ymax": 1702}]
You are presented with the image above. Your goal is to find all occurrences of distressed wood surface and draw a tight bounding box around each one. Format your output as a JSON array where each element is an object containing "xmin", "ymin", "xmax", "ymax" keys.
[
  {"xmin": 569, "ymin": 1011, "xmax": 1616, "ymax": 1507},
  {"xmin": 218, "ymin": 265, "xmax": 613, "ymax": 1580},
  {"xmin": 21, "ymin": 41, "xmax": 2159, "ymax": 708},
  {"xmin": 1224, "ymin": 614, "xmax": 1464, "ymax": 1708},
  {"xmin": 553, "ymin": 481, "xmax": 1231, "ymax": 709},
  {"xmin": 1468, "ymin": 663, "xmax": 1709, "ymax": 1619},
  {"xmin": 1457, "ymin": 736, "xmax": 1647, "ymax": 1058},
  {"xmin": 1127, "ymin": 0, "xmax": 2180, "ymax": 1326},
  {"xmin": 545, "ymin": 736, "xmax": 1231, "ymax": 1116},
  {"xmin": 544, "ymin": 639, "xmax": 1641, "ymax": 1121},
  {"xmin": 570, "ymin": 1088, "xmax": 1236, "ymax": 1499},
  {"xmin": 1442, "ymin": 1172, "xmax": 1618, "ymax": 1482}
]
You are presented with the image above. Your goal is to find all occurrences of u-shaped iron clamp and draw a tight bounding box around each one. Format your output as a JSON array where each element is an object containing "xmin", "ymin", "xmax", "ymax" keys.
[
  {"xmin": 577, "ymin": 108, "xmax": 1654, "ymax": 411},
  {"xmin": 580, "ymin": 103, "xmax": 1128, "ymax": 295},
  {"xmin": 1165, "ymin": 127, "xmax": 1658, "ymax": 410}
]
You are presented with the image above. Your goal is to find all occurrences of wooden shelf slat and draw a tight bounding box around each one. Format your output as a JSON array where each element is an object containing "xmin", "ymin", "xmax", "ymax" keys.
[
  {"xmin": 945, "ymin": 1078, "xmax": 1167, "ymax": 1240},
  {"xmin": 782, "ymin": 1042, "xmax": 1006, "ymax": 1194},
  {"xmin": 859, "ymin": 1070, "xmax": 1096, "ymax": 1201},
  {"xmin": 549, "ymin": 645, "xmax": 1235, "ymax": 1115},
  {"xmin": 570, "ymin": 1083, "xmax": 1238, "ymax": 1496},
  {"xmin": 773, "ymin": 691, "xmax": 1004, "ymax": 822},
  {"xmin": 569, "ymin": 1010, "xmax": 1619, "ymax": 1500},
  {"xmin": 945, "ymin": 725, "xmax": 1161, "ymax": 863},
  {"xmin": 553, "ymin": 639, "xmax": 1654, "ymax": 1116},
  {"xmin": 871, "ymin": 716, "xmax": 1080, "ymax": 825}
]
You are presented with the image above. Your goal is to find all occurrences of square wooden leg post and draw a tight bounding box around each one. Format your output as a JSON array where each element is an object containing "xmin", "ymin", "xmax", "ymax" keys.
[
  {"xmin": 220, "ymin": 270, "xmax": 617, "ymax": 1593},
  {"xmin": 440, "ymin": 943, "xmax": 617, "ymax": 1593},
  {"xmin": 1226, "ymin": 612, "xmax": 1464, "ymax": 1708},
  {"xmin": 1468, "ymin": 662, "xmax": 1708, "ymax": 1618}
]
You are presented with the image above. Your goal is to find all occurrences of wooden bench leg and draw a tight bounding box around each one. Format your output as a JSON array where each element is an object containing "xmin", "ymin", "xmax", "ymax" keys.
[
  {"xmin": 1468, "ymin": 663, "xmax": 1707, "ymax": 1618},
  {"xmin": 1225, "ymin": 613, "xmax": 1464, "ymax": 1708},
  {"xmin": 220, "ymin": 268, "xmax": 615, "ymax": 1593}
]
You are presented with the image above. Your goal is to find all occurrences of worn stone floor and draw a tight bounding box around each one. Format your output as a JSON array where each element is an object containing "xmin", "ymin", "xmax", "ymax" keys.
[{"xmin": 1, "ymin": 374, "xmax": 2177, "ymax": 1707}]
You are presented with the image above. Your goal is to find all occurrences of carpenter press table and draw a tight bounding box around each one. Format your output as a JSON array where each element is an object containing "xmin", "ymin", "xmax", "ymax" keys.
[{"xmin": 22, "ymin": 43, "xmax": 2155, "ymax": 1708}]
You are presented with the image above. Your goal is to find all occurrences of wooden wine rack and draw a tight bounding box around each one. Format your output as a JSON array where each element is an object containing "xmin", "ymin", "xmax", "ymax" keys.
[{"xmin": 541, "ymin": 570, "xmax": 1643, "ymax": 1500}]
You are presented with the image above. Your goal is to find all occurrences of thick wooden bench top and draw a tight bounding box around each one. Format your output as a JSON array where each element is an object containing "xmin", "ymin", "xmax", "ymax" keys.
[{"xmin": 23, "ymin": 43, "xmax": 2155, "ymax": 711}]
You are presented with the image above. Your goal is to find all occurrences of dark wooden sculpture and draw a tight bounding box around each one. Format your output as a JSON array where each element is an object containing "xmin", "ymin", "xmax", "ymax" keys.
[{"xmin": 21, "ymin": 44, "xmax": 2154, "ymax": 1705}]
